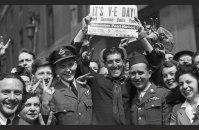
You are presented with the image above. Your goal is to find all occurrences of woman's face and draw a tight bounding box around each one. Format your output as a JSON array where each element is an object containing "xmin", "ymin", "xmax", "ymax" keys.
[
  {"xmin": 89, "ymin": 62, "xmax": 99, "ymax": 73},
  {"xmin": 20, "ymin": 96, "xmax": 41, "ymax": 124},
  {"xmin": 179, "ymin": 73, "xmax": 199, "ymax": 101},
  {"xmin": 194, "ymin": 55, "xmax": 199, "ymax": 69}
]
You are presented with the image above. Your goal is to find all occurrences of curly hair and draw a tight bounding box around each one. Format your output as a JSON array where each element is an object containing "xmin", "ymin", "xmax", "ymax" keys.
[
  {"xmin": 102, "ymin": 47, "xmax": 125, "ymax": 62},
  {"xmin": 175, "ymin": 64, "xmax": 199, "ymax": 83}
]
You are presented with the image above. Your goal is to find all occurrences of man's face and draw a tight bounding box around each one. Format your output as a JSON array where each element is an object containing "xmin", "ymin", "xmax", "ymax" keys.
[
  {"xmin": 165, "ymin": 53, "xmax": 174, "ymax": 62},
  {"xmin": 34, "ymin": 66, "xmax": 53, "ymax": 86},
  {"xmin": 55, "ymin": 58, "xmax": 77, "ymax": 83},
  {"xmin": 130, "ymin": 63, "xmax": 151, "ymax": 90},
  {"xmin": 178, "ymin": 54, "xmax": 192, "ymax": 65},
  {"xmin": 18, "ymin": 52, "xmax": 34, "ymax": 72},
  {"xmin": 20, "ymin": 96, "xmax": 40, "ymax": 123},
  {"xmin": 162, "ymin": 66, "xmax": 178, "ymax": 89},
  {"xmin": 105, "ymin": 53, "xmax": 124, "ymax": 78},
  {"xmin": 0, "ymin": 78, "xmax": 23, "ymax": 117}
]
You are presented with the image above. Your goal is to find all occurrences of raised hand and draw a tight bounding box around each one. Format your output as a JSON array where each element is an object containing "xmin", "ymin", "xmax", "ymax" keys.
[
  {"xmin": 27, "ymin": 77, "xmax": 42, "ymax": 93},
  {"xmin": 81, "ymin": 15, "xmax": 92, "ymax": 33},
  {"xmin": 76, "ymin": 73, "xmax": 94, "ymax": 84},
  {"xmin": 42, "ymin": 77, "xmax": 54, "ymax": 104},
  {"xmin": 0, "ymin": 37, "xmax": 11, "ymax": 56}
]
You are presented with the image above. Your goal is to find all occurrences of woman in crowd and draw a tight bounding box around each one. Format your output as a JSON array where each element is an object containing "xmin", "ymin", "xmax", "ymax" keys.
[
  {"xmin": 16, "ymin": 93, "xmax": 56, "ymax": 125},
  {"xmin": 193, "ymin": 51, "xmax": 199, "ymax": 69},
  {"xmin": 170, "ymin": 65, "xmax": 199, "ymax": 125}
]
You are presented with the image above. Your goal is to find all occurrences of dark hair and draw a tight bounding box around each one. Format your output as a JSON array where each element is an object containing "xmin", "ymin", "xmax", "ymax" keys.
[
  {"xmin": 102, "ymin": 47, "xmax": 125, "ymax": 62},
  {"xmin": 31, "ymin": 57, "xmax": 54, "ymax": 76},
  {"xmin": 175, "ymin": 64, "xmax": 199, "ymax": 83},
  {"xmin": 19, "ymin": 48, "xmax": 36, "ymax": 60},
  {"xmin": 21, "ymin": 93, "xmax": 41, "ymax": 106},
  {"xmin": 162, "ymin": 60, "xmax": 178, "ymax": 70}
]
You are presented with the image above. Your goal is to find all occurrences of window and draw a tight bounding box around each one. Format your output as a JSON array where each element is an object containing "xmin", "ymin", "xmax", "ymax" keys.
[{"xmin": 46, "ymin": 5, "xmax": 54, "ymax": 47}]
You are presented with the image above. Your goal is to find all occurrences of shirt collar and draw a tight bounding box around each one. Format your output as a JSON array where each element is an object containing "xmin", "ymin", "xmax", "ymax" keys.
[
  {"xmin": 137, "ymin": 82, "xmax": 151, "ymax": 94},
  {"xmin": 0, "ymin": 111, "xmax": 15, "ymax": 125},
  {"xmin": 0, "ymin": 111, "xmax": 7, "ymax": 125},
  {"xmin": 181, "ymin": 99, "xmax": 199, "ymax": 123},
  {"xmin": 60, "ymin": 79, "xmax": 77, "ymax": 89}
]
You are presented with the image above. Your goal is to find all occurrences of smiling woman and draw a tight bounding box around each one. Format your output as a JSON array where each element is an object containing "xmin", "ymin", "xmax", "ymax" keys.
[{"xmin": 170, "ymin": 65, "xmax": 199, "ymax": 125}]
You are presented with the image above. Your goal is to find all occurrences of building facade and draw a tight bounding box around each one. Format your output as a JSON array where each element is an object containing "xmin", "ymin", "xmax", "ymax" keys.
[{"xmin": 0, "ymin": 5, "xmax": 198, "ymax": 73}]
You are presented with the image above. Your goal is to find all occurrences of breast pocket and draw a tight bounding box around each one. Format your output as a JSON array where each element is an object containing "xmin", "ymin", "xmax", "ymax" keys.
[
  {"xmin": 83, "ymin": 100, "xmax": 93, "ymax": 110},
  {"xmin": 57, "ymin": 104, "xmax": 76, "ymax": 115},
  {"xmin": 55, "ymin": 105, "xmax": 77, "ymax": 125},
  {"xmin": 145, "ymin": 99, "xmax": 162, "ymax": 122}
]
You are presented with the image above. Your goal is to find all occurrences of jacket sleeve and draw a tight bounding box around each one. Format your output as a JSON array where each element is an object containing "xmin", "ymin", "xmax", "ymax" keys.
[
  {"xmin": 161, "ymin": 89, "xmax": 172, "ymax": 125},
  {"xmin": 169, "ymin": 105, "xmax": 180, "ymax": 125}
]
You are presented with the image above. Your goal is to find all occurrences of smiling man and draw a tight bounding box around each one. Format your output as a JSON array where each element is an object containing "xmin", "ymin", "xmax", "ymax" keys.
[
  {"xmin": 0, "ymin": 73, "xmax": 24, "ymax": 125},
  {"xmin": 42, "ymin": 45, "xmax": 93, "ymax": 125},
  {"xmin": 77, "ymin": 46, "xmax": 133, "ymax": 125},
  {"xmin": 129, "ymin": 52, "xmax": 170, "ymax": 125}
]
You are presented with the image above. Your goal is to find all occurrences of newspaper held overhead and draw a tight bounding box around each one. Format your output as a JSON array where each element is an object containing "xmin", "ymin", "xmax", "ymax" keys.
[{"xmin": 88, "ymin": 5, "xmax": 139, "ymax": 38}]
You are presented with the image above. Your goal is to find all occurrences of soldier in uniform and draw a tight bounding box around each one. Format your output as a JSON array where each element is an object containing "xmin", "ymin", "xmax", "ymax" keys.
[
  {"xmin": 42, "ymin": 45, "xmax": 93, "ymax": 125},
  {"xmin": 129, "ymin": 52, "xmax": 170, "ymax": 125}
]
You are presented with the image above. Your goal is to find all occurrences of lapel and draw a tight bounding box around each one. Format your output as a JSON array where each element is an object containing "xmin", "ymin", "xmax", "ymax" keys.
[
  {"xmin": 177, "ymin": 108, "xmax": 192, "ymax": 125},
  {"xmin": 76, "ymin": 81, "xmax": 84, "ymax": 99},
  {"xmin": 132, "ymin": 92, "xmax": 141, "ymax": 106},
  {"xmin": 138, "ymin": 83, "xmax": 157, "ymax": 105},
  {"xmin": 55, "ymin": 80, "xmax": 77, "ymax": 99},
  {"xmin": 76, "ymin": 81, "xmax": 91, "ymax": 100}
]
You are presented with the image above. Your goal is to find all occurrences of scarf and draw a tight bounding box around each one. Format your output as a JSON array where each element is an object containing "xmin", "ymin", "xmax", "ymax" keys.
[{"xmin": 107, "ymin": 75, "xmax": 126, "ymax": 125}]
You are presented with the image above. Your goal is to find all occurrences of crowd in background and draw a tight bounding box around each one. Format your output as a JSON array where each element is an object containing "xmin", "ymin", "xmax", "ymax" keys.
[{"xmin": 0, "ymin": 15, "xmax": 199, "ymax": 125}]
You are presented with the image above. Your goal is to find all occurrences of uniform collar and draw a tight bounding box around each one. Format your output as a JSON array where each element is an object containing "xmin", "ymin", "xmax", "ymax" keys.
[
  {"xmin": 137, "ymin": 82, "xmax": 151, "ymax": 94},
  {"xmin": 59, "ymin": 79, "xmax": 77, "ymax": 89}
]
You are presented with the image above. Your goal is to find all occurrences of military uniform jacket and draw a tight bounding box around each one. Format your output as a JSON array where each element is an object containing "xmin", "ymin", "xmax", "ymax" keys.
[
  {"xmin": 130, "ymin": 83, "xmax": 170, "ymax": 125},
  {"xmin": 46, "ymin": 79, "xmax": 93, "ymax": 125}
]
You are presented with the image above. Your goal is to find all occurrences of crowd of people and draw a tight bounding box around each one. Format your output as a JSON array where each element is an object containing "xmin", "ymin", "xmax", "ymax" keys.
[{"xmin": 0, "ymin": 15, "xmax": 199, "ymax": 125}]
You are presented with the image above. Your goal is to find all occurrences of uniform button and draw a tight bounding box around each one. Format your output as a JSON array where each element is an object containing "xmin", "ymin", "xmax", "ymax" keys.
[
  {"xmin": 138, "ymin": 108, "xmax": 141, "ymax": 110},
  {"xmin": 151, "ymin": 104, "xmax": 154, "ymax": 107},
  {"xmin": 63, "ymin": 109, "xmax": 66, "ymax": 112},
  {"xmin": 138, "ymin": 117, "xmax": 141, "ymax": 120},
  {"xmin": 79, "ymin": 113, "xmax": 81, "ymax": 116}
]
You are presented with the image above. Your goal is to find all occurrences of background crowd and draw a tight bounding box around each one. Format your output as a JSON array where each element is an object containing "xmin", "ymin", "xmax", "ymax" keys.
[{"xmin": 0, "ymin": 14, "xmax": 199, "ymax": 125}]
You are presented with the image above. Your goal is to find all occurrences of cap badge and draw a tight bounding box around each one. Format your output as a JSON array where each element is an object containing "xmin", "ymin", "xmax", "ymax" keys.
[{"xmin": 59, "ymin": 49, "xmax": 65, "ymax": 55}]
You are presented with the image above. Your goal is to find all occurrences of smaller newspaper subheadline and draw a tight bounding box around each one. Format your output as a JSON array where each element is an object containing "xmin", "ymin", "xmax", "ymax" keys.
[{"xmin": 90, "ymin": 23, "xmax": 138, "ymax": 30}]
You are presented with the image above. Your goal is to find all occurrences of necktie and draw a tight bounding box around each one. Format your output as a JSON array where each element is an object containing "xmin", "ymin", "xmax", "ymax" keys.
[
  {"xmin": 112, "ymin": 80, "xmax": 126, "ymax": 125},
  {"xmin": 70, "ymin": 82, "xmax": 78, "ymax": 97},
  {"xmin": 6, "ymin": 118, "xmax": 11, "ymax": 125}
]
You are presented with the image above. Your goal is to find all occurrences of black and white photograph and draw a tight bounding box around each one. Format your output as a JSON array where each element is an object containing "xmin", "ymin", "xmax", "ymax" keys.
[{"xmin": 0, "ymin": 5, "xmax": 199, "ymax": 126}]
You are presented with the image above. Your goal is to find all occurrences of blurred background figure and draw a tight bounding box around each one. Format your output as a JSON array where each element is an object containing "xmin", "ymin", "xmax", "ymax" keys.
[
  {"xmin": 165, "ymin": 52, "xmax": 174, "ymax": 62},
  {"xmin": 173, "ymin": 50, "xmax": 194, "ymax": 65},
  {"xmin": 18, "ymin": 49, "xmax": 35, "ymax": 73}
]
